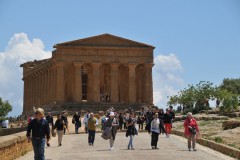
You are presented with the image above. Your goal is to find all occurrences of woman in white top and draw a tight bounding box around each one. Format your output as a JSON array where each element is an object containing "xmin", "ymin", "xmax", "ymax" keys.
[{"xmin": 151, "ymin": 113, "xmax": 160, "ymax": 149}]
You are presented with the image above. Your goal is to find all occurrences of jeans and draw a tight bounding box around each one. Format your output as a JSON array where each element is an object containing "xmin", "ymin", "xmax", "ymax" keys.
[
  {"xmin": 151, "ymin": 132, "xmax": 159, "ymax": 147},
  {"xmin": 84, "ymin": 122, "xmax": 88, "ymax": 133},
  {"xmin": 75, "ymin": 122, "xmax": 80, "ymax": 134},
  {"xmin": 159, "ymin": 123, "xmax": 166, "ymax": 134},
  {"xmin": 88, "ymin": 130, "xmax": 96, "ymax": 144},
  {"xmin": 32, "ymin": 138, "xmax": 45, "ymax": 160},
  {"xmin": 110, "ymin": 137, "xmax": 114, "ymax": 148},
  {"xmin": 138, "ymin": 123, "xmax": 144, "ymax": 130},
  {"xmin": 128, "ymin": 135, "xmax": 133, "ymax": 148}
]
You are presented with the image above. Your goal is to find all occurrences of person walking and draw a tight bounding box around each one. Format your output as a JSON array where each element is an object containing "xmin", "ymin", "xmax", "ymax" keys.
[
  {"xmin": 83, "ymin": 111, "xmax": 90, "ymax": 133},
  {"xmin": 126, "ymin": 113, "xmax": 137, "ymax": 150},
  {"xmin": 184, "ymin": 112, "xmax": 200, "ymax": 151},
  {"xmin": 54, "ymin": 114, "xmax": 64, "ymax": 146},
  {"xmin": 26, "ymin": 108, "xmax": 50, "ymax": 160},
  {"xmin": 151, "ymin": 113, "xmax": 160, "ymax": 150},
  {"xmin": 61, "ymin": 111, "xmax": 68, "ymax": 135},
  {"xmin": 158, "ymin": 109, "xmax": 167, "ymax": 135},
  {"xmin": 88, "ymin": 113, "xmax": 98, "ymax": 146},
  {"xmin": 46, "ymin": 112, "xmax": 54, "ymax": 127},
  {"xmin": 105, "ymin": 112, "xmax": 119, "ymax": 150},
  {"xmin": 169, "ymin": 106, "xmax": 175, "ymax": 128},
  {"xmin": 73, "ymin": 112, "xmax": 81, "ymax": 134},
  {"xmin": 163, "ymin": 108, "xmax": 172, "ymax": 138},
  {"xmin": 118, "ymin": 112, "xmax": 124, "ymax": 131},
  {"xmin": 123, "ymin": 113, "xmax": 128, "ymax": 130}
]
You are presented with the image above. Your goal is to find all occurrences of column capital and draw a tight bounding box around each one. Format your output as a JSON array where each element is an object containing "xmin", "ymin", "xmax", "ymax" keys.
[
  {"xmin": 73, "ymin": 62, "xmax": 84, "ymax": 67},
  {"xmin": 111, "ymin": 63, "xmax": 120, "ymax": 68},
  {"xmin": 91, "ymin": 62, "xmax": 102, "ymax": 67},
  {"xmin": 145, "ymin": 63, "xmax": 154, "ymax": 68},
  {"xmin": 128, "ymin": 63, "xmax": 138, "ymax": 68}
]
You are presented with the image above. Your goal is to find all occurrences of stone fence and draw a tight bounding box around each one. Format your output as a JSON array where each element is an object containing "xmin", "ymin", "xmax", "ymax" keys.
[
  {"xmin": 171, "ymin": 130, "xmax": 240, "ymax": 159},
  {"xmin": 0, "ymin": 127, "xmax": 27, "ymax": 137},
  {"xmin": 0, "ymin": 131, "xmax": 32, "ymax": 160}
]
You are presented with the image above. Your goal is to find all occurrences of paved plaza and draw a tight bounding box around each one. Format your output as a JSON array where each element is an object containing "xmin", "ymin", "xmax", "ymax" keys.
[{"xmin": 17, "ymin": 132, "xmax": 234, "ymax": 160}]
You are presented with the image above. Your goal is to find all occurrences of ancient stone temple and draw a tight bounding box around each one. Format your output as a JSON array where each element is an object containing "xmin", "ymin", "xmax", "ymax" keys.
[{"xmin": 21, "ymin": 34, "xmax": 154, "ymax": 114}]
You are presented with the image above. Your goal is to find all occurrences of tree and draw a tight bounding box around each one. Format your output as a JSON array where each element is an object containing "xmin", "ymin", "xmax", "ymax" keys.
[
  {"xmin": 0, "ymin": 97, "xmax": 13, "ymax": 120},
  {"xmin": 220, "ymin": 78, "xmax": 240, "ymax": 95},
  {"xmin": 168, "ymin": 81, "xmax": 239, "ymax": 114}
]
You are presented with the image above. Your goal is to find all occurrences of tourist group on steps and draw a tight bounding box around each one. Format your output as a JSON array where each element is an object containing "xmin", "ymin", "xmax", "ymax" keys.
[{"xmin": 26, "ymin": 106, "xmax": 200, "ymax": 160}]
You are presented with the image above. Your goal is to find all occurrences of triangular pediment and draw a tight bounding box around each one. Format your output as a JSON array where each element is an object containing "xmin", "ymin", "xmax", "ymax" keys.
[{"xmin": 54, "ymin": 34, "xmax": 154, "ymax": 49}]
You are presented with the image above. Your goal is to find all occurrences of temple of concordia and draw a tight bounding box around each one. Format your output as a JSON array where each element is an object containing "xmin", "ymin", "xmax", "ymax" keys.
[{"xmin": 21, "ymin": 34, "xmax": 154, "ymax": 114}]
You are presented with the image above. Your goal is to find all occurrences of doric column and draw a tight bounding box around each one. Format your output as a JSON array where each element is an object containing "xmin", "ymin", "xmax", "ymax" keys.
[
  {"xmin": 56, "ymin": 62, "xmax": 65, "ymax": 102},
  {"xmin": 91, "ymin": 62, "xmax": 101, "ymax": 102},
  {"xmin": 73, "ymin": 62, "xmax": 83, "ymax": 102},
  {"xmin": 110, "ymin": 63, "xmax": 120, "ymax": 103},
  {"xmin": 32, "ymin": 74, "xmax": 36, "ymax": 107},
  {"xmin": 40, "ymin": 71, "xmax": 44, "ymax": 107},
  {"xmin": 29, "ymin": 76, "xmax": 33, "ymax": 110},
  {"xmin": 26, "ymin": 78, "xmax": 30, "ymax": 112},
  {"xmin": 50, "ymin": 67, "xmax": 54, "ymax": 101},
  {"xmin": 35, "ymin": 72, "xmax": 39, "ymax": 108},
  {"xmin": 44, "ymin": 70, "xmax": 48, "ymax": 104},
  {"xmin": 23, "ymin": 78, "xmax": 27, "ymax": 113},
  {"xmin": 128, "ymin": 63, "xmax": 137, "ymax": 103},
  {"xmin": 47, "ymin": 68, "xmax": 51, "ymax": 103},
  {"xmin": 145, "ymin": 63, "xmax": 154, "ymax": 104}
]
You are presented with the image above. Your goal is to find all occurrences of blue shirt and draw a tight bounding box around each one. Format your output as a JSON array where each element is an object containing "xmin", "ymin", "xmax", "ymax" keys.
[{"xmin": 27, "ymin": 118, "xmax": 50, "ymax": 139}]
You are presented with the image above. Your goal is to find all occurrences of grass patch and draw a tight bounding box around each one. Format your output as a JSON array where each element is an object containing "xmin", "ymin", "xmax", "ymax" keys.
[{"xmin": 214, "ymin": 136, "xmax": 223, "ymax": 143}]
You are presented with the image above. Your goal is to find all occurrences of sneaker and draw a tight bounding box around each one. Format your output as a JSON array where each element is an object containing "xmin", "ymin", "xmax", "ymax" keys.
[
  {"xmin": 127, "ymin": 146, "xmax": 130, "ymax": 150},
  {"xmin": 193, "ymin": 149, "xmax": 197, "ymax": 151},
  {"xmin": 188, "ymin": 148, "xmax": 191, "ymax": 151},
  {"xmin": 110, "ymin": 147, "xmax": 114, "ymax": 151},
  {"xmin": 152, "ymin": 146, "xmax": 155, "ymax": 150},
  {"xmin": 131, "ymin": 148, "xmax": 134, "ymax": 150},
  {"xmin": 155, "ymin": 147, "xmax": 159, "ymax": 150}
]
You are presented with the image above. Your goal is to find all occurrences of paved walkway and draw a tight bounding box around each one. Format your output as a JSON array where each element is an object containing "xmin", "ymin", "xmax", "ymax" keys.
[{"xmin": 17, "ymin": 132, "xmax": 235, "ymax": 160}]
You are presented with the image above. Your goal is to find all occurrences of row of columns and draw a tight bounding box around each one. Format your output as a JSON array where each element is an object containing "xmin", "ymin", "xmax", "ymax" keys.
[
  {"xmin": 54, "ymin": 62, "xmax": 153, "ymax": 104},
  {"xmin": 23, "ymin": 62, "xmax": 153, "ymax": 113},
  {"xmin": 23, "ymin": 66, "xmax": 56, "ymax": 113}
]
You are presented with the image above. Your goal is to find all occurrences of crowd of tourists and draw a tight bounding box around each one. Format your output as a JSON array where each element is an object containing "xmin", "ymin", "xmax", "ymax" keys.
[{"xmin": 26, "ymin": 106, "xmax": 200, "ymax": 160}]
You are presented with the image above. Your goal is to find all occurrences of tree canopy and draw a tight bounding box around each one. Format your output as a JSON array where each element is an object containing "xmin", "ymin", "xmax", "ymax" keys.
[
  {"xmin": 0, "ymin": 97, "xmax": 12, "ymax": 120},
  {"xmin": 220, "ymin": 78, "xmax": 240, "ymax": 95},
  {"xmin": 167, "ymin": 81, "xmax": 239, "ymax": 114}
]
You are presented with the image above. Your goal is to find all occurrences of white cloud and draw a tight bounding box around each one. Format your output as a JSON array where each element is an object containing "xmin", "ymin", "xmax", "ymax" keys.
[
  {"xmin": 0, "ymin": 33, "xmax": 51, "ymax": 116},
  {"xmin": 153, "ymin": 53, "xmax": 185, "ymax": 108}
]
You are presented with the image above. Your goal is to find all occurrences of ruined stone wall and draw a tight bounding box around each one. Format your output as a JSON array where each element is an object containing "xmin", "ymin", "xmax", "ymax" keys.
[{"xmin": 0, "ymin": 131, "xmax": 32, "ymax": 160}]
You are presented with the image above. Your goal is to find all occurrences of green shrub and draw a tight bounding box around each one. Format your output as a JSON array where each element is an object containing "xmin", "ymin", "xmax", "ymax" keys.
[{"xmin": 214, "ymin": 137, "xmax": 223, "ymax": 143}]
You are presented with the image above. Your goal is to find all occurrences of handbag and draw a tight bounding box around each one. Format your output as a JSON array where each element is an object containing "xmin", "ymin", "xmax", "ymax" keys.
[{"xmin": 189, "ymin": 127, "xmax": 196, "ymax": 135}]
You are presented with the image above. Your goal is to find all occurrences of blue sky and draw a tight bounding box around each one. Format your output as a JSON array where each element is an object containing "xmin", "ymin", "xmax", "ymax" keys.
[{"xmin": 0, "ymin": 0, "xmax": 240, "ymax": 116}]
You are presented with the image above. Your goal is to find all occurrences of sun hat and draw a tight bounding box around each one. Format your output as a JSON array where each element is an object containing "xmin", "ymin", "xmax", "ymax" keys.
[
  {"xmin": 109, "ymin": 112, "xmax": 115, "ymax": 116},
  {"xmin": 35, "ymin": 108, "xmax": 45, "ymax": 116}
]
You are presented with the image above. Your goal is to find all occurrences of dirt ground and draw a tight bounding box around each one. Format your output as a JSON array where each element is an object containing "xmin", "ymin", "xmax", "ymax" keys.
[{"xmin": 173, "ymin": 116, "xmax": 240, "ymax": 150}]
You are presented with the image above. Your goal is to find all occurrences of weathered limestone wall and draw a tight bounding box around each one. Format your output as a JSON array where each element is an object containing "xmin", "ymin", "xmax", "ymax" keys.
[
  {"xmin": 0, "ymin": 128, "xmax": 27, "ymax": 137},
  {"xmin": 172, "ymin": 130, "xmax": 240, "ymax": 159},
  {"xmin": 0, "ymin": 131, "xmax": 32, "ymax": 160}
]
